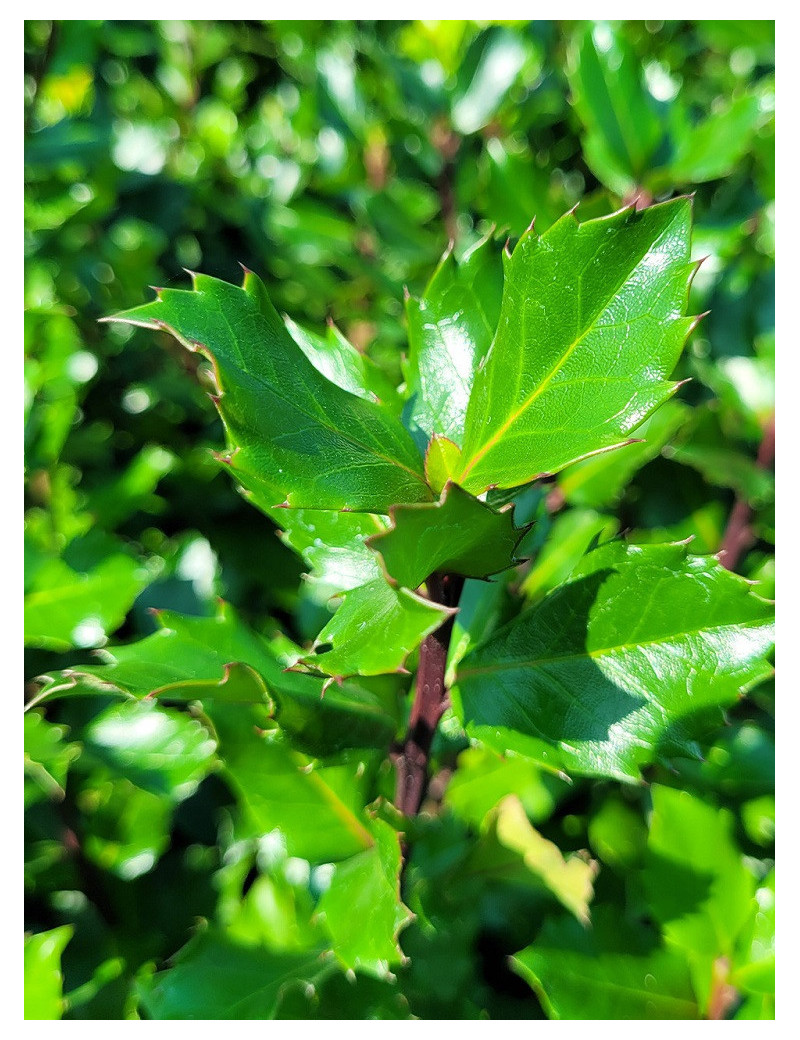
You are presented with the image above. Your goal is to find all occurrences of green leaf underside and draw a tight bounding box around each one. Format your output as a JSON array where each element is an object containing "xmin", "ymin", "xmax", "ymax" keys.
[
  {"xmin": 368, "ymin": 481, "xmax": 526, "ymax": 590},
  {"xmin": 138, "ymin": 929, "xmax": 329, "ymax": 1020},
  {"xmin": 31, "ymin": 605, "xmax": 396, "ymax": 752},
  {"xmin": 456, "ymin": 199, "xmax": 696, "ymax": 494},
  {"xmin": 513, "ymin": 943, "xmax": 699, "ymax": 1020},
  {"xmin": 470, "ymin": 795, "xmax": 595, "ymax": 923},
  {"xmin": 405, "ymin": 236, "xmax": 502, "ymax": 446},
  {"xmin": 453, "ymin": 542, "xmax": 774, "ymax": 781},
  {"xmin": 317, "ymin": 817, "xmax": 413, "ymax": 973},
  {"xmin": 106, "ymin": 271, "xmax": 431, "ymax": 513},
  {"xmin": 295, "ymin": 578, "xmax": 452, "ymax": 678}
]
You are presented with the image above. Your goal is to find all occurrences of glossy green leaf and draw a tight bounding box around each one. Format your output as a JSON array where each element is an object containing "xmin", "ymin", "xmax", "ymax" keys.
[
  {"xmin": 567, "ymin": 22, "xmax": 664, "ymax": 193},
  {"xmin": 210, "ymin": 709, "xmax": 376, "ymax": 863},
  {"xmin": 138, "ymin": 929, "xmax": 330, "ymax": 1020},
  {"xmin": 275, "ymin": 970, "xmax": 413, "ymax": 1019},
  {"xmin": 24, "ymin": 711, "xmax": 80, "ymax": 807},
  {"xmin": 368, "ymin": 482, "xmax": 525, "ymax": 590},
  {"xmin": 456, "ymin": 199, "xmax": 696, "ymax": 495},
  {"xmin": 295, "ymin": 577, "xmax": 452, "ymax": 678},
  {"xmin": 271, "ymin": 507, "xmax": 386, "ymax": 597},
  {"xmin": 105, "ymin": 271, "xmax": 431, "ymax": 513},
  {"xmin": 83, "ymin": 700, "xmax": 217, "ymax": 801},
  {"xmin": 32, "ymin": 604, "xmax": 397, "ymax": 753},
  {"xmin": 453, "ymin": 541, "xmax": 774, "ymax": 781},
  {"xmin": 25, "ymin": 926, "xmax": 73, "ymax": 1020},
  {"xmin": 317, "ymin": 817, "xmax": 412, "ymax": 973},
  {"xmin": 24, "ymin": 552, "xmax": 150, "ymax": 651},
  {"xmin": 405, "ymin": 236, "xmax": 502, "ymax": 446},
  {"xmin": 557, "ymin": 401, "xmax": 690, "ymax": 509},
  {"xmin": 513, "ymin": 938, "xmax": 699, "ymax": 1020},
  {"xmin": 284, "ymin": 315, "xmax": 400, "ymax": 409}
]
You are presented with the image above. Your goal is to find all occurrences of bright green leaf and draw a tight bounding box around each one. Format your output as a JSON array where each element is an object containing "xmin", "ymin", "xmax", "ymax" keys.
[
  {"xmin": 567, "ymin": 22, "xmax": 664, "ymax": 193},
  {"xmin": 24, "ymin": 711, "xmax": 80, "ymax": 807},
  {"xmin": 295, "ymin": 577, "xmax": 452, "ymax": 678},
  {"xmin": 24, "ymin": 552, "xmax": 150, "ymax": 651},
  {"xmin": 24, "ymin": 926, "xmax": 73, "ymax": 1020},
  {"xmin": 457, "ymin": 199, "xmax": 696, "ymax": 494},
  {"xmin": 317, "ymin": 817, "xmax": 412, "ymax": 973},
  {"xmin": 513, "ymin": 939, "xmax": 699, "ymax": 1020},
  {"xmin": 405, "ymin": 236, "xmax": 502, "ymax": 446}
]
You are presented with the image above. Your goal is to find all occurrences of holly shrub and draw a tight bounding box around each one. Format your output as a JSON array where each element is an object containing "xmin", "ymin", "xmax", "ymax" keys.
[{"xmin": 25, "ymin": 20, "xmax": 775, "ymax": 1020}]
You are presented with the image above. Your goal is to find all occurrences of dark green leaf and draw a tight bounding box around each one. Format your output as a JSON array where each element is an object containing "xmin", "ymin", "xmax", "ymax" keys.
[
  {"xmin": 105, "ymin": 271, "xmax": 431, "ymax": 513},
  {"xmin": 453, "ymin": 541, "xmax": 774, "ymax": 781},
  {"xmin": 368, "ymin": 481, "xmax": 526, "ymax": 590},
  {"xmin": 138, "ymin": 929, "xmax": 330, "ymax": 1020}
]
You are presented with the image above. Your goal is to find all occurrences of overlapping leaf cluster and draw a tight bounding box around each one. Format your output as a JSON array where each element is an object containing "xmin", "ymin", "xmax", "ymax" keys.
[{"xmin": 25, "ymin": 19, "xmax": 774, "ymax": 1021}]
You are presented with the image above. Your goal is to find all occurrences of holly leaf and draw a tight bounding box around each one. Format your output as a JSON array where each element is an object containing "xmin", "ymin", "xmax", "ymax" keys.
[
  {"xmin": 643, "ymin": 784, "xmax": 756, "ymax": 1009},
  {"xmin": 667, "ymin": 93, "xmax": 761, "ymax": 185},
  {"xmin": 466, "ymin": 795, "xmax": 596, "ymax": 923},
  {"xmin": 31, "ymin": 604, "xmax": 397, "ymax": 754},
  {"xmin": 209, "ymin": 709, "xmax": 378, "ymax": 864},
  {"xmin": 367, "ymin": 482, "xmax": 527, "ymax": 590},
  {"xmin": 137, "ymin": 929, "xmax": 330, "ymax": 1020},
  {"xmin": 24, "ymin": 552, "xmax": 151, "ymax": 651},
  {"xmin": 405, "ymin": 235, "xmax": 502, "ymax": 446},
  {"xmin": 104, "ymin": 270, "xmax": 431, "ymax": 513},
  {"xmin": 567, "ymin": 22, "xmax": 664, "ymax": 194},
  {"xmin": 456, "ymin": 199, "xmax": 697, "ymax": 495},
  {"xmin": 82, "ymin": 700, "xmax": 218, "ymax": 801},
  {"xmin": 284, "ymin": 315, "xmax": 400, "ymax": 410},
  {"xmin": 316, "ymin": 817, "xmax": 413, "ymax": 974},
  {"xmin": 295, "ymin": 578, "xmax": 453, "ymax": 678},
  {"xmin": 453, "ymin": 541, "xmax": 774, "ymax": 781},
  {"xmin": 513, "ymin": 936, "xmax": 699, "ymax": 1020}
]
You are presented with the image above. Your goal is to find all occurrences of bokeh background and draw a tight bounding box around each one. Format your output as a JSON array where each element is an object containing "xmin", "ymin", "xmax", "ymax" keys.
[{"xmin": 25, "ymin": 20, "xmax": 774, "ymax": 1020}]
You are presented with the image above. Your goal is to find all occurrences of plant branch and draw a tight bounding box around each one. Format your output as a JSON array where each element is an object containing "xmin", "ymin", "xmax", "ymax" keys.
[
  {"xmin": 394, "ymin": 572, "xmax": 464, "ymax": 819},
  {"xmin": 719, "ymin": 411, "xmax": 775, "ymax": 572}
]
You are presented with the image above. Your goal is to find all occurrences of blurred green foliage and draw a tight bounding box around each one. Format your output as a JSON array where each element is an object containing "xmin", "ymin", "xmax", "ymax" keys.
[{"xmin": 25, "ymin": 20, "xmax": 773, "ymax": 1020}]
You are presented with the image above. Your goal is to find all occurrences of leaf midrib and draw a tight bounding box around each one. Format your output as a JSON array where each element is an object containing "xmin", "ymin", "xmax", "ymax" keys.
[
  {"xmin": 457, "ymin": 616, "xmax": 772, "ymax": 681},
  {"xmin": 459, "ymin": 214, "xmax": 681, "ymax": 483}
]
